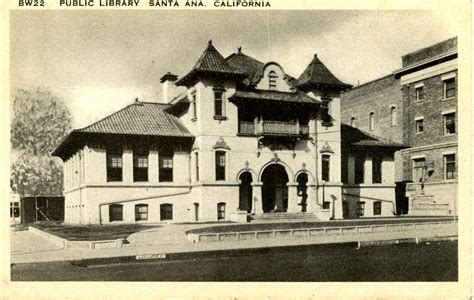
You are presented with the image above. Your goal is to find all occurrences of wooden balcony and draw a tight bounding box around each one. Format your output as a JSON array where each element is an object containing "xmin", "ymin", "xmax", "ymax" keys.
[{"xmin": 239, "ymin": 119, "xmax": 309, "ymax": 137}]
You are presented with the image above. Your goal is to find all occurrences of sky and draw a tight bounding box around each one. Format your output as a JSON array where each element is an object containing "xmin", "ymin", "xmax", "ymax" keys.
[{"xmin": 10, "ymin": 9, "xmax": 458, "ymax": 128}]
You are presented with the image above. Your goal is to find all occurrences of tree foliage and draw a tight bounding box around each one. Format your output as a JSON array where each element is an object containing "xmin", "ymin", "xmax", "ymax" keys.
[{"xmin": 10, "ymin": 88, "xmax": 73, "ymax": 196}]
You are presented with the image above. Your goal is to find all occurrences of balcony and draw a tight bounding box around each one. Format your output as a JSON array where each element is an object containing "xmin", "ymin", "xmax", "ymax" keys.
[{"xmin": 239, "ymin": 119, "xmax": 309, "ymax": 137}]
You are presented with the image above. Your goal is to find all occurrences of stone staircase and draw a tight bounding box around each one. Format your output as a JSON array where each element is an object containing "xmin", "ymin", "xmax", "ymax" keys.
[
  {"xmin": 250, "ymin": 212, "xmax": 318, "ymax": 221},
  {"xmin": 409, "ymin": 194, "xmax": 450, "ymax": 216}
]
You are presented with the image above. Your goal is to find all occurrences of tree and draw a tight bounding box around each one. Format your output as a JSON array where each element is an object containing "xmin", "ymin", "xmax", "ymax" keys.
[{"xmin": 10, "ymin": 88, "xmax": 73, "ymax": 196}]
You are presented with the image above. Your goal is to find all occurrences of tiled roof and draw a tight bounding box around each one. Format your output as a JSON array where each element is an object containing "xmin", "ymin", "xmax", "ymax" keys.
[
  {"xmin": 76, "ymin": 101, "xmax": 192, "ymax": 137},
  {"xmin": 297, "ymin": 54, "xmax": 352, "ymax": 92},
  {"xmin": 341, "ymin": 124, "xmax": 406, "ymax": 148},
  {"xmin": 176, "ymin": 40, "xmax": 244, "ymax": 86},
  {"xmin": 230, "ymin": 90, "xmax": 321, "ymax": 105},
  {"xmin": 226, "ymin": 50, "xmax": 297, "ymax": 87}
]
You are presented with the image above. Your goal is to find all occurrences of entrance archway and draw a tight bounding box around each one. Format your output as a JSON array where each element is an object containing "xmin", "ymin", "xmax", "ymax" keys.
[
  {"xmin": 239, "ymin": 172, "xmax": 253, "ymax": 213},
  {"xmin": 261, "ymin": 164, "xmax": 289, "ymax": 213}
]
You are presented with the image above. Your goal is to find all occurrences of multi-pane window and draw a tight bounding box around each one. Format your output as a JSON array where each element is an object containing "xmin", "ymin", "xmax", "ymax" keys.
[
  {"xmin": 160, "ymin": 204, "xmax": 173, "ymax": 221},
  {"xmin": 415, "ymin": 118, "xmax": 424, "ymax": 133},
  {"xmin": 133, "ymin": 151, "xmax": 148, "ymax": 182},
  {"xmin": 321, "ymin": 154, "xmax": 330, "ymax": 182},
  {"xmin": 107, "ymin": 150, "xmax": 123, "ymax": 182},
  {"xmin": 390, "ymin": 106, "xmax": 397, "ymax": 126},
  {"xmin": 415, "ymin": 86, "xmax": 424, "ymax": 101},
  {"xmin": 443, "ymin": 113, "xmax": 456, "ymax": 135},
  {"xmin": 135, "ymin": 204, "xmax": 148, "ymax": 221},
  {"xmin": 214, "ymin": 90, "xmax": 224, "ymax": 117},
  {"xmin": 444, "ymin": 77, "xmax": 455, "ymax": 98},
  {"xmin": 195, "ymin": 152, "xmax": 199, "ymax": 181},
  {"xmin": 217, "ymin": 202, "xmax": 226, "ymax": 220},
  {"xmin": 10, "ymin": 202, "xmax": 20, "ymax": 219},
  {"xmin": 373, "ymin": 201, "xmax": 382, "ymax": 215},
  {"xmin": 413, "ymin": 158, "xmax": 426, "ymax": 182},
  {"xmin": 215, "ymin": 151, "xmax": 226, "ymax": 181},
  {"xmin": 191, "ymin": 93, "xmax": 197, "ymax": 120},
  {"xmin": 372, "ymin": 156, "xmax": 382, "ymax": 184},
  {"xmin": 444, "ymin": 154, "xmax": 456, "ymax": 180},
  {"xmin": 369, "ymin": 112, "xmax": 375, "ymax": 131},
  {"xmin": 356, "ymin": 202, "xmax": 365, "ymax": 216},
  {"xmin": 268, "ymin": 71, "xmax": 277, "ymax": 89},
  {"xmin": 109, "ymin": 204, "xmax": 123, "ymax": 222},
  {"xmin": 354, "ymin": 155, "xmax": 365, "ymax": 184},
  {"xmin": 159, "ymin": 153, "xmax": 173, "ymax": 182}
]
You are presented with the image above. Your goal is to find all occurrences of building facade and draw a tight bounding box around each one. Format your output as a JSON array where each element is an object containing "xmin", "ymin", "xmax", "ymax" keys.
[
  {"xmin": 53, "ymin": 41, "xmax": 401, "ymax": 224},
  {"xmin": 342, "ymin": 37, "xmax": 457, "ymax": 216}
]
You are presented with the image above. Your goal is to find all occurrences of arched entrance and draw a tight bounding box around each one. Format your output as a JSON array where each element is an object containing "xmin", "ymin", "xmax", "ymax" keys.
[
  {"xmin": 261, "ymin": 164, "xmax": 289, "ymax": 213},
  {"xmin": 239, "ymin": 172, "xmax": 253, "ymax": 213},
  {"xmin": 297, "ymin": 173, "xmax": 308, "ymax": 212}
]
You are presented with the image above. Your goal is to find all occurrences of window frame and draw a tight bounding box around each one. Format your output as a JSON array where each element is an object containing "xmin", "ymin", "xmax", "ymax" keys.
[
  {"xmin": 415, "ymin": 118, "xmax": 424, "ymax": 134},
  {"xmin": 133, "ymin": 151, "xmax": 149, "ymax": 182},
  {"xmin": 369, "ymin": 112, "xmax": 375, "ymax": 131},
  {"xmin": 109, "ymin": 204, "xmax": 123, "ymax": 222},
  {"xmin": 135, "ymin": 204, "xmax": 149, "ymax": 221},
  {"xmin": 372, "ymin": 155, "xmax": 383, "ymax": 184},
  {"xmin": 191, "ymin": 92, "xmax": 197, "ymax": 121},
  {"xmin": 443, "ymin": 112, "xmax": 456, "ymax": 136},
  {"xmin": 159, "ymin": 152, "xmax": 174, "ymax": 182},
  {"xmin": 160, "ymin": 203, "xmax": 173, "ymax": 221},
  {"xmin": 412, "ymin": 157, "xmax": 426, "ymax": 182},
  {"xmin": 213, "ymin": 88, "xmax": 226, "ymax": 118},
  {"xmin": 356, "ymin": 202, "xmax": 365, "ymax": 217},
  {"xmin": 350, "ymin": 117, "xmax": 356, "ymax": 127},
  {"xmin": 390, "ymin": 106, "xmax": 397, "ymax": 126},
  {"xmin": 354, "ymin": 155, "xmax": 365, "ymax": 184},
  {"xmin": 373, "ymin": 201, "xmax": 382, "ymax": 215},
  {"xmin": 321, "ymin": 154, "xmax": 330, "ymax": 182},
  {"xmin": 106, "ymin": 149, "xmax": 123, "ymax": 182},
  {"xmin": 215, "ymin": 150, "xmax": 226, "ymax": 181},
  {"xmin": 217, "ymin": 202, "xmax": 226, "ymax": 220},
  {"xmin": 415, "ymin": 86, "xmax": 424, "ymax": 101},
  {"xmin": 443, "ymin": 77, "xmax": 456, "ymax": 99},
  {"xmin": 444, "ymin": 154, "xmax": 456, "ymax": 180}
]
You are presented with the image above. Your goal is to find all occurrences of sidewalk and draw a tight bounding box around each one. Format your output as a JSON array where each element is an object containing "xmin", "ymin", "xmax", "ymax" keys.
[{"xmin": 11, "ymin": 224, "xmax": 457, "ymax": 264}]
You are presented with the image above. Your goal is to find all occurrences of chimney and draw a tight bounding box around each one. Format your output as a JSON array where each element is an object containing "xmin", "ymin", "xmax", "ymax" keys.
[{"xmin": 160, "ymin": 72, "xmax": 178, "ymax": 103}]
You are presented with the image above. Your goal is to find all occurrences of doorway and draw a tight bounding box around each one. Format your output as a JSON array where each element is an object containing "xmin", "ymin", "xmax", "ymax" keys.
[
  {"xmin": 239, "ymin": 172, "xmax": 253, "ymax": 213},
  {"xmin": 261, "ymin": 164, "xmax": 289, "ymax": 213}
]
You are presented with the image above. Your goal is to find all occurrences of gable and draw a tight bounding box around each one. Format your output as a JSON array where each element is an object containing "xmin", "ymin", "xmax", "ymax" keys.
[{"xmin": 255, "ymin": 62, "xmax": 293, "ymax": 92}]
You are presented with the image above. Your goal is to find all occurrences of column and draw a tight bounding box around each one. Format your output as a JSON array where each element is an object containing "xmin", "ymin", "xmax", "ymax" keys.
[
  {"xmin": 251, "ymin": 182, "xmax": 263, "ymax": 214},
  {"xmin": 286, "ymin": 182, "xmax": 300, "ymax": 213}
]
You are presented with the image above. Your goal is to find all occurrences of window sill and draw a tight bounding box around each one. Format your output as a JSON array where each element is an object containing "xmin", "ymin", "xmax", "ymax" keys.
[
  {"xmin": 442, "ymin": 97, "xmax": 456, "ymax": 101},
  {"xmin": 442, "ymin": 133, "xmax": 456, "ymax": 137},
  {"xmin": 415, "ymin": 132, "xmax": 424, "ymax": 135},
  {"xmin": 213, "ymin": 116, "xmax": 227, "ymax": 121}
]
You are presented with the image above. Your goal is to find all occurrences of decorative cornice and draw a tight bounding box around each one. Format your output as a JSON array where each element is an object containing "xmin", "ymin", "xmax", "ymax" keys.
[
  {"xmin": 213, "ymin": 136, "xmax": 231, "ymax": 150},
  {"xmin": 320, "ymin": 142, "xmax": 334, "ymax": 154}
]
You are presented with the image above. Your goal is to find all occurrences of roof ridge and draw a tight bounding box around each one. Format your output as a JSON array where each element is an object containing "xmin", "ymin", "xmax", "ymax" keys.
[{"xmin": 76, "ymin": 102, "xmax": 137, "ymax": 132}]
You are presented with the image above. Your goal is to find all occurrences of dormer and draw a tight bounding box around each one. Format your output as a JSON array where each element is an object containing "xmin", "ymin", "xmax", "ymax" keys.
[{"xmin": 255, "ymin": 62, "xmax": 293, "ymax": 92}]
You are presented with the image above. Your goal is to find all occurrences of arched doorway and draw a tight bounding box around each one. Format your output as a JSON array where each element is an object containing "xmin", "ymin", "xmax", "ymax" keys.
[
  {"xmin": 297, "ymin": 173, "xmax": 308, "ymax": 212},
  {"xmin": 239, "ymin": 172, "xmax": 253, "ymax": 213},
  {"xmin": 261, "ymin": 164, "xmax": 289, "ymax": 213}
]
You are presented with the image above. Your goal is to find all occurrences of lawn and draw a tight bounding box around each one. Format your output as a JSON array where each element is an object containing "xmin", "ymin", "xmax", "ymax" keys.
[
  {"xmin": 31, "ymin": 222, "xmax": 160, "ymax": 241},
  {"xmin": 186, "ymin": 216, "xmax": 456, "ymax": 234}
]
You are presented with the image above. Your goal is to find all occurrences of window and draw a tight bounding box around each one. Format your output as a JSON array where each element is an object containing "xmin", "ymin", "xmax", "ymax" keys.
[
  {"xmin": 390, "ymin": 106, "xmax": 397, "ymax": 126},
  {"xmin": 214, "ymin": 90, "xmax": 224, "ymax": 117},
  {"xmin": 443, "ymin": 113, "xmax": 456, "ymax": 135},
  {"xmin": 342, "ymin": 202, "xmax": 349, "ymax": 218},
  {"xmin": 159, "ymin": 153, "xmax": 173, "ymax": 182},
  {"xmin": 217, "ymin": 202, "xmax": 226, "ymax": 220},
  {"xmin": 369, "ymin": 112, "xmax": 375, "ymax": 131},
  {"xmin": 356, "ymin": 202, "xmax": 365, "ymax": 216},
  {"xmin": 195, "ymin": 152, "xmax": 199, "ymax": 181},
  {"xmin": 109, "ymin": 204, "xmax": 123, "ymax": 222},
  {"xmin": 354, "ymin": 155, "xmax": 365, "ymax": 184},
  {"xmin": 215, "ymin": 151, "xmax": 226, "ymax": 181},
  {"xmin": 160, "ymin": 204, "xmax": 173, "ymax": 221},
  {"xmin": 191, "ymin": 93, "xmax": 197, "ymax": 120},
  {"xmin": 10, "ymin": 202, "xmax": 20, "ymax": 218},
  {"xmin": 415, "ymin": 118, "xmax": 424, "ymax": 134},
  {"xmin": 373, "ymin": 202, "xmax": 382, "ymax": 215},
  {"xmin": 415, "ymin": 86, "xmax": 424, "ymax": 101},
  {"xmin": 321, "ymin": 154, "xmax": 330, "ymax": 182},
  {"xmin": 133, "ymin": 151, "xmax": 148, "ymax": 182},
  {"xmin": 268, "ymin": 70, "xmax": 277, "ymax": 89},
  {"xmin": 444, "ymin": 77, "xmax": 455, "ymax": 99},
  {"xmin": 135, "ymin": 204, "xmax": 148, "ymax": 221},
  {"xmin": 413, "ymin": 158, "xmax": 426, "ymax": 182},
  {"xmin": 107, "ymin": 150, "xmax": 123, "ymax": 182},
  {"xmin": 444, "ymin": 154, "xmax": 456, "ymax": 180},
  {"xmin": 350, "ymin": 117, "xmax": 356, "ymax": 127},
  {"xmin": 372, "ymin": 156, "xmax": 382, "ymax": 183},
  {"xmin": 323, "ymin": 202, "xmax": 330, "ymax": 209}
]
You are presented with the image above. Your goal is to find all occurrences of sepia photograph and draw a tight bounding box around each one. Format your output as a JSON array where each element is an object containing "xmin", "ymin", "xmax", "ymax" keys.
[{"xmin": 5, "ymin": 3, "xmax": 471, "ymax": 295}]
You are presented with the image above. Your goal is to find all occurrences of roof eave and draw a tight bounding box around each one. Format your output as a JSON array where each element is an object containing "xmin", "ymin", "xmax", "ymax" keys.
[{"xmin": 393, "ymin": 52, "xmax": 457, "ymax": 78}]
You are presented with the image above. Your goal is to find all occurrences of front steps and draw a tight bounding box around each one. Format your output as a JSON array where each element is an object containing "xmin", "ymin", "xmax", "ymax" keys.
[
  {"xmin": 409, "ymin": 194, "xmax": 450, "ymax": 216},
  {"xmin": 250, "ymin": 212, "xmax": 318, "ymax": 221}
]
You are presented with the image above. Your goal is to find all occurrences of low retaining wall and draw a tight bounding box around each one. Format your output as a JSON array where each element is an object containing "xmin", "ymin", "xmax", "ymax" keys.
[
  {"xmin": 187, "ymin": 221, "xmax": 457, "ymax": 243},
  {"xmin": 28, "ymin": 226, "xmax": 125, "ymax": 250}
]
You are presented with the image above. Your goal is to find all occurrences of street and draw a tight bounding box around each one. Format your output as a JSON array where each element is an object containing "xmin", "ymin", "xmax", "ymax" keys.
[{"xmin": 11, "ymin": 241, "xmax": 457, "ymax": 281}]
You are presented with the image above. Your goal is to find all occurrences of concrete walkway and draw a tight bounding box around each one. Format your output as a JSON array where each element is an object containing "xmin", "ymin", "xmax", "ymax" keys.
[
  {"xmin": 11, "ymin": 230, "xmax": 63, "ymax": 254},
  {"xmin": 11, "ymin": 224, "xmax": 457, "ymax": 264}
]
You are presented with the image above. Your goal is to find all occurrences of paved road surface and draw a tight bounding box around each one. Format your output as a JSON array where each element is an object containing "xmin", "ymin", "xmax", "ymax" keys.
[{"xmin": 11, "ymin": 241, "xmax": 457, "ymax": 281}]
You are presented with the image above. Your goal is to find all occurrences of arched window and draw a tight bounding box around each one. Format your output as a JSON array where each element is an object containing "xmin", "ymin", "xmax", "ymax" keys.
[
  {"xmin": 135, "ymin": 204, "xmax": 148, "ymax": 221},
  {"xmin": 369, "ymin": 112, "xmax": 375, "ymax": 131},
  {"xmin": 268, "ymin": 71, "xmax": 277, "ymax": 90},
  {"xmin": 217, "ymin": 202, "xmax": 226, "ymax": 220},
  {"xmin": 160, "ymin": 204, "xmax": 173, "ymax": 221}
]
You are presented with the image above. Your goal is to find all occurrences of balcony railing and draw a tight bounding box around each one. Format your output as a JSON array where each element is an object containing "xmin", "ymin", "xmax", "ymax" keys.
[{"xmin": 239, "ymin": 119, "xmax": 309, "ymax": 137}]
